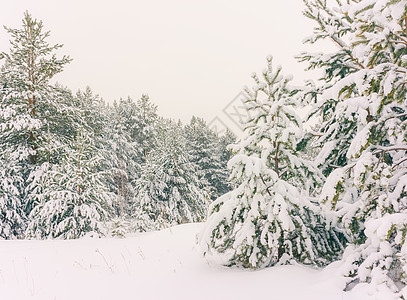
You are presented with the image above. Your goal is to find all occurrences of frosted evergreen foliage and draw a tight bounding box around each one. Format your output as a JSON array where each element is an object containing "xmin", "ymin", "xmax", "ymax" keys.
[
  {"xmin": 217, "ymin": 129, "xmax": 237, "ymax": 195},
  {"xmin": 26, "ymin": 128, "xmax": 112, "ymax": 239},
  {"xmin": 74, "ymin": 87, "xmax": 107, "ymax": 145},
  {"xmin": 131, "ymin": 94, "xmax": 159, "ymax": 161},
  {"xmin": 72, "ymin": 88, "xmax": 138, "ymax": 217},
  {"xmin": 114, "ymin": 94, "xmax": 159, "ymax": 162},
  {"xmin": 134, "ymin": 120, "xmax": 208, "ymax": 229},
  {"xmin": 200, "ymin": 57, "xmax": 344, "ymax": 268},
  {"xmin": 184, "ymin": 116, "xmax": 233, "ymax": 200},
  {"xmin": 302, "ymin": 0, "xmax": 407, "ymax": 296},
  {"xmin": 106, "ymin": 99, "xmax": 140, "ymax": 216},
  {"xmin": 0, "ymin": 12, "xmax": 72, "ymax": 229},
  {"xmin": 0, "ymin": 153, "xmax": 24, "ymax": 239},
  {"xmin": 0, "ymin": 11, "xmax": 71, "ymax": 166},
  {"xmin": 101, "ymin": 94, "xmax": 159, "ymax": 217}
]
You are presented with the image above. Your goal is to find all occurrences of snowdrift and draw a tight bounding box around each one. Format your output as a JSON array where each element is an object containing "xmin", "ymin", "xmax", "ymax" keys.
[{"xmin": 0, "ymin": 223, "xmax": 383, "ymax": 300}]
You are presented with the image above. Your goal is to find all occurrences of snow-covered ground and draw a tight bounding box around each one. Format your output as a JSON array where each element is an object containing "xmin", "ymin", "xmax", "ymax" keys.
[{"xmin": 0, "ymin": 223, "xmax": 378, "ymax": 300}]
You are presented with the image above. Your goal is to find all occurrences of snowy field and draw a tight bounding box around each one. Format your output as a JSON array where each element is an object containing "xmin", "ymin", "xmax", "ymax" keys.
[{"xmin": 0, "ymin": 223, "xmax": 379, "ymax": 300}]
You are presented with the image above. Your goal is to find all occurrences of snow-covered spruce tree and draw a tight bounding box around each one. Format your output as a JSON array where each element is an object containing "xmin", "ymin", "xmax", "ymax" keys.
[
  {"xmin": 184, "ymin": 116, "xmax": 233, "ymax": 200},
  {"xmin": 199, "ymin": 57, "xmax": 345, "ymax": 268},
  {"xmin": 300, "ymin": 0, "xmax": 407, "ymax": 295},
  {"xmin": 133, "ymin": 119, "xmax": 208, "ymax": 229},
  {"xmin": 26, "ymin": 128, "xmax": 112, "ymax": 239}
]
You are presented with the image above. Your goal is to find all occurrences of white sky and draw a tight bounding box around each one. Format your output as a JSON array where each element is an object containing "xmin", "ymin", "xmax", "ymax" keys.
[{"xmin": 0, "ymin": 0, "xmax": 325, "ymax": 131}]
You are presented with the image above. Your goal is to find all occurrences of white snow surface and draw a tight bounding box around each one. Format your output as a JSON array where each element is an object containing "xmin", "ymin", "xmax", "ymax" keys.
[{"xmin": 0, "ymin": 223, "xmax": 379, "ymax": 300}]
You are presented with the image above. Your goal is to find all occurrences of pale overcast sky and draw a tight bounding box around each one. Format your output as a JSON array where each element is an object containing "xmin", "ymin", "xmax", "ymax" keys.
[{"xmin": 0, "ymin": 0, "xmax": 325, "ymax": 132}]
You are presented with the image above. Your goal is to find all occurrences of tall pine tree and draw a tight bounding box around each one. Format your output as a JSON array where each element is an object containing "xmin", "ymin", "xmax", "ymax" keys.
[{"xmin": 0, "ymin": 12, "xmax": 71, "ymax": 237}]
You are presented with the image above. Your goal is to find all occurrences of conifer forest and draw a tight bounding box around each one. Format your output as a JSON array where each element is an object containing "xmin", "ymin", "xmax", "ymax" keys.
[{"xmin": 1, "ymin": 1, "xmax": 407, "ymax": 299}]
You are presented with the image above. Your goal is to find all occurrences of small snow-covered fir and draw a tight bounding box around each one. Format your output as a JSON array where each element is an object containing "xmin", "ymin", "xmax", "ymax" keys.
[{"xmin": 200, "ymin": 57, "xmax": 345, "ymax": 268}]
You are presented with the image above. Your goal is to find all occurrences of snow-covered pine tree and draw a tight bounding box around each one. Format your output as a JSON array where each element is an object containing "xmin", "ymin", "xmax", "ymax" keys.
[
  {"xmin": 101, "ymin": 94, "xmax": 158, "ymax": 218},
  {"xmin": 105, "ymin": 98, "xmax": 140, "ymax": 216},
  {"xmin": 184, "ymin": 116, "xmax": 232, "ymax": 200},
  {"xmin": 0, "ymin": 11, "xmax": 71, "ymax": 166},
  {"xmin": 113, "ymin": 94, "xmax": 159, "ymax": 162},
  {"xmin": 0, "ymin": 151, "xmax": 25, "ymax": 239},
  {"xmin": 298, "ymin": 0, "xmax": 362, "ymax": 178},
  {"xmin": 131, "ymin": 94, "xmax": 159, "ymax": 162},
  {"xmin": 0, "ymin": 75, "xmax": 25, "ymax": 239},
  {"xmin": 74, "ymin": 87, "xmax": 107, "ymax": 146},
  {"xmin": 134, "ymin": 119, "xmax": 208, "ymax": 229},
  {"xmin": 0, "ymin": 12, "xmax": 72, "ymax": 234},
  {"xmin": 199, "ymin": 57, "xmax": 345, "ymax": 269},
  {"xmin": 217, "ymin": 128, "xmax": 237, "ymax": 196},
  {"xmin": 71, "ymin": 88, "xmax": 130, "ymax": 216},
  {"xmin": 300, "ymin": 0, "xmax": 407, "ymax": 295},
  {"xmin": 26, "ymin": 127, "xmax": 112, "ymax": 239}
]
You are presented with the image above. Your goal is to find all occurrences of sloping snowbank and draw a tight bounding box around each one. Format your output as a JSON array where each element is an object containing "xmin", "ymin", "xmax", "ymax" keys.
[{"xmin": 0, "ymin": 223, "xmax": 381, "ymax": 300}]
